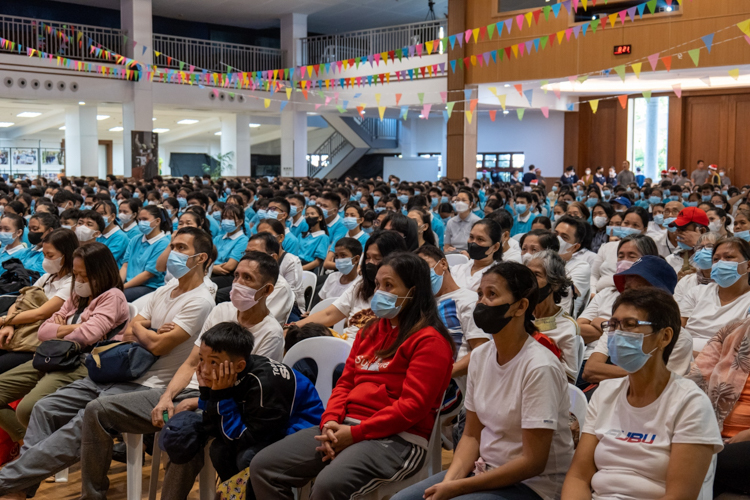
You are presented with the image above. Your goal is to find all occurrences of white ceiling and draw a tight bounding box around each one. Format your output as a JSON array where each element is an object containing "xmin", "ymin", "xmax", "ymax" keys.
[{"xmin": 50, "ymin": 0, "xmax": 448, "ymax": 33}]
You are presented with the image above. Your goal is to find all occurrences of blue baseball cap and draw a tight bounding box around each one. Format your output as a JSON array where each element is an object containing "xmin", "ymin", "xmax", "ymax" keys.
[
  {"xmin": 614, "ymin": 255, "xmax": 678, "ymax": 294},
  {"xmin": 612, "ymin": 196, "xmax": 632, "ymax": 209},
  {"xmin": 158, "ymin": 411, "xmax": 207, "ymax": 465}
]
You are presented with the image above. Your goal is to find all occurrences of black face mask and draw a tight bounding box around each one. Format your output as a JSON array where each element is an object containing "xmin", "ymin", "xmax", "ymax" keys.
[
  {"xmin": 468, "ymin": 242, "xmax": 492, "ymax": 261},
  {"xmin": 365, "ymin": 263, "xmax": 379, "ymax": 282},
  {"xmin": 537, "ymin": 283, "xmax": 553, "ymax": 303},
  {"xmin": 28, "ymin": 231, "xmax": 43, "ymax": 246},
  {"xmin": 473, "ymin": 302, "xmax": 513, "ymax": 335},
  {"xmin": 305, "ymin": 217, "xmax": 319, "ymax": 229}
]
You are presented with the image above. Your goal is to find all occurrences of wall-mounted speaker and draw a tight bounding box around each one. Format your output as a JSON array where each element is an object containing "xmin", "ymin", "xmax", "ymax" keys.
[
  {"xmin": 218, "ymin": 92, "xmax": 226, "ymax": 101},
  {"xmin": 17, "ymin": 78, "xmax": 27, "ymax": 88},
  {"xmin": 30, "ymin": 80, "xmax": 40, "ymax": 90},
  {"xmin": 208, "ymin": 91, "xmax": 216, "ymax": 100},
  {"xmin": 228, "ymin": 94, "xmax": 235, "ymax": 102},
  {"xmin": 238, "ymin": 95, "xmax": 246, "ymax": 103},
  {"xmin": 57, "ymin": 81, "xmax": 66, "ymax": 91},
  {"xmin": 69, "ymin": 81, "xmax": 79, "ymax": 92},
  {"xmin": 3, "ymin": 77, "xmax": 12, "ymax": 88},
  {"xmin": 44, "ymin": 80, "xmax": 53, "ymax": 90}
]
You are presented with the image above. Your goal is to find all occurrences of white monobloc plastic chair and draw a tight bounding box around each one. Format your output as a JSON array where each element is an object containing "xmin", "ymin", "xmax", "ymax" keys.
[
  {"xmin": 309, "ymin": 297, "xmax": 345, "ymax": 335},
  {"xmin": 445, "ymin": 253, "xmax": 469, "ymax": 268},
  {"xmin": 283, "ymin": 336, "xmax": 352, "ymax": 406},
  {"xmin": 575, "ymin": 336, "xmax": 586, "ymax": 379},
  {"xmin": 301, "ymin": 271, "xmax": 317, "ymax": 311},
  {"xmin": 568, "ymin": 384, "xmax": 588, "ymax": 439}
]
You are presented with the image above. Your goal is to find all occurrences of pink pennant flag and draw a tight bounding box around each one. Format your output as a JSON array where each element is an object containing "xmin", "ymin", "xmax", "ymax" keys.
[
  {"xmin": 618, "ymin": 10, "xmax": 627, "ymax": 25},
  {"xmin": 212, "ymin": 89, "xmax": 219, "ymax": 98},
  {"xmin": 416, "ymin": 44, "xmax": 423, "ymax": 56},
  {"xmin": 315, "ymin": 104, "xmax": 322, "ymax": 110},
  {"xmin": 553, "ymin": 85, "xmax": 561, "ymax": 99},
  {"xmin": 541, "ymin": 107, "xmax": 549, "ymax": 118},
  {"xmin": 325, "ymin": 96, "xmax": 332, "ymax": 105},
  {"xmin": 568, "ymin": 75, "xmax": 578, "ymax": 84},
  {"xmin": 465, "ymin": 30, "xmax": 472, "ymax": 42},
  {"xmin": 422, "ymin": 104, "xmax": 432, "ymax": 118},
  {"xmin": 440, "ymin": 91, "xmax": 447, "ymax": 103},
  {"xmin": 565, "ymin": 28, "xmax": 573, "ymax": 41},
  {"xmin": 647, "ymin": 53, "xmax": 660, "ymax": 71},
  {"xmin": 516, "ymin": 15, "xmax": 524, "ymax": 30},
  {"xmin": 572, "ymin": 0, "xmax": 579, "ymax": 11},
  {"xmin": 672, "ymin": 83, "xmax": 682, "ymax": 98}
]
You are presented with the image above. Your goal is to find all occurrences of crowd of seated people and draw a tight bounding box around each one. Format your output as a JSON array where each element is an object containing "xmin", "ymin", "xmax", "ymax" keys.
[{"xmin": 0, "ymin": 169, "xmax": 745, "ymax": 500}]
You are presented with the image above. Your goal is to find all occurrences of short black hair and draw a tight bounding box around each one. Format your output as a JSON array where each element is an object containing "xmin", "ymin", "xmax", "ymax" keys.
[
  {"xmin": 186, "ymin": 191, "xmax": 209, "ymax": 208},
  {"xmin": 239, "ymin": 250, "xmax": 279, "ymax": 285},
  {"xmin": 321, "ymin": 192, "xmax": 342, "ymax": 209},
  {"xmin": 249, "ymin": 232, "xmax": 280, "ymax": 256},
  {"xmin": 284, "ymin": 323, "xmax": 332, "ymax": 353},
  {"xmin": 80, "ymin": 209, "xmax": 105, "ymax": 232},
  {"xmin": 334, "ymin": 236, "xmax": 363, "ymax": 257},
  {"xmin": 414, "ymin": 244, "xmax": 446, "ymax": 266},
  {"xmin": 201, "ymin": 321, "xmax": 255, "ymax": 361},
  {"xmin": 612, "ymin": 288, "xmax": 680, "ymax": 364},
  {"xmin": 485, "ymin": 208, "xmax": 513, "ymax": 233},
  {"xmin": 174, "ymin": 227, "xmax": 215, "ymax": 271},
  {"xmin": 556, "ymin": 215, "xmax": 587, "ymax": 244}
]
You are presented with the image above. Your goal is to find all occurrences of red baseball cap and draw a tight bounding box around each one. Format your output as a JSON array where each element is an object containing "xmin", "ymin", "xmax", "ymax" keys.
[{"xmin": 669, "ymin": 207, "xmax": 710, "ymax": 228}]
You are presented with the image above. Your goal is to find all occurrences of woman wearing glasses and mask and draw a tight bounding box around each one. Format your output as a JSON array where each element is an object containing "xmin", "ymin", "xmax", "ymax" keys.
[{"xmin": 562, "ymin": 287, "xmax": 723, "ymax": 500}]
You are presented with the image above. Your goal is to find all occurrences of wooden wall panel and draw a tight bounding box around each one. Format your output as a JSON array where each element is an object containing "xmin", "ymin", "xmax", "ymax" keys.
[
  {"xmin": 684, "ymin": 97, "xmax": 724, "ymax": 175},
  {"xmin": 733, "ymin": 98, "xmax": 750, "ymax": 187},
  {"xmin": 667, "ymin": 96, "xmax": 683, "ymax": 171},
  {"xmin": 573, "ymin": 98, "xmax": 627, "ymax": 175}
]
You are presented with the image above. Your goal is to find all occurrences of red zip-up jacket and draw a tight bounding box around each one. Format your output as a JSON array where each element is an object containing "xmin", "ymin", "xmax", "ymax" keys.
[{"xmin": 321, "ymin": 318, "xmax": 453, "ymax": 446}]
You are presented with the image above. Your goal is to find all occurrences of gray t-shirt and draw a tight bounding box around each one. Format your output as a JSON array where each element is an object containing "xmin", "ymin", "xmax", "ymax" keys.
[
  {"xmin": 691, "ymin": 168, "xmax": 709, "ymax": 185},
  {"xmin": 616, "ymin": 169, "xmax": 635, "ymax": 186}
]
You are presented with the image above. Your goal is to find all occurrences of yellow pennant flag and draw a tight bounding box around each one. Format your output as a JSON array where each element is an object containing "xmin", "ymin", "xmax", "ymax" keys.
[
  {"xmin": 610, "ymin": 14, "xmax": 617, "ymax": 28},
  {"xmin": 286, "ymin": 88, "xmax": 292, "ymax": 99},
  {"xmin": 488, "ymin": 86, "xmax": 497, "ymax": 95},
  {"xmin": 557, "ymin": 31, "xmax": 565, "ymax": 45},
  {"xmin": 466, "ymin": 111, "xmax": 473, "ymax": 124},
  {"xmin": 375, "ymin": 93, "xmax": 381, "ymax": 105},
  {"xmin": 497, "ymin": 94, "xmax": 507, "ymax": 110},
  {"xmin": 425, "ymin": 41, "xmax": 434, "ymax": 54},
  {"xmin": 264, "ymin": 99, "xmax": 271, "ymax": 108},
  {"xmin": 590, "ymin": 100, "xmax": 600, "ymax": 113},
  {"xmin": 582, "ymin": 0, "xmax": 588, "ymax": 10},
  {"xmin": 378, "ymin": 106, "xmax": 386, "ymax": 120},
  {"xmin": 307, "ymin": 66, "xmax": 313, "ymax": 78},
  {"xmin": 471, "ymin": 55, "xmax": 477, "ymax": 66},
  {"xmin": 511, "ymin": 45, "xmax": 519, "ymax": 58},
  {"xmin": 631, "ymin": 62, "xmax": 642, "ymax": 78},
  {"xmin": 427, "ymin": 66, "xmax": 433, "ymax": 77},
  {"xmin": 729, "ymin": 68, "xmax": 740, "ymax": 80},
  {"xmin": 525, "ymin": 12, "xmax": 533, "ymax": 27},
  {"xmin": 472, "ymin": 29, "xmax": 480, "ymax": 43},
  {"xmin": 737, "ymin": 19, "xmax": 750, "ymax": 36},
  {"xmin": 381, "ymin": 52, "xmax": 388, "ymax": 64},
  {"xmin": 343, "ymin": 59, "xmax": 349, "ymax": 70}
]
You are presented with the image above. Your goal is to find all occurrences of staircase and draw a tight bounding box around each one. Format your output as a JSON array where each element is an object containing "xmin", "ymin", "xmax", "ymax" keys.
[{"xmin": 308, "ymin": 116, "xmax": 399, "ymax": 179}]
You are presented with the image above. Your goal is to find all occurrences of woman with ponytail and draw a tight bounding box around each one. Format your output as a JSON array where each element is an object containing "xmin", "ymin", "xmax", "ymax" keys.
[
  {"xmin": 393, "ymin": 262, "xmax": 574, "ymax": 500},
  {"xmin": 120, "ymin": 204, "xmax": 172, "ymax": 301}
]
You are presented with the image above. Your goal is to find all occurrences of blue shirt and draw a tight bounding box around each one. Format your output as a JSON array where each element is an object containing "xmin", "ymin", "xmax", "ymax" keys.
[
  {"xmin": 354, "ymin": 230, "xmax": 370, "ymax": 248},
  {"xmin": 511, "ymin": 213, "xmax": 538, "ymax": 237},
  {"xmin": 123, "ymin": 232, "xmax": 170, "ymax": 289},
  {"xmin": 96, "ymin": 227, "xmax": 130, "ymax": 267},
  {"xmin": 208, "ymin": 216, "xmax": 220, "ymax": 238},
  {"xmin": 0, "ymin": 244, "xmax": 28, "ymax": 268},
  {"xmin": 431, "ymin": 215, "xmax": 445, "ymax": 248},
  {"xmin": 282, "ymin": 229, "xmax": 301, "ymax": 256},
  {"xmin": 326, "ymin": 216, "xmax": 348, "ymax": 252},
  {"xmin": 122, "ymin": 223, "xmax": 141, "ymax": 240},
  {"xmin": 213, "ymin": 230, "xmax": 249, "ymax": 266},
  {"xmin": 289, "ymin": 217, "xmax": 309, "ymax": 239},
  {"xmin": 19, "ymin": 245, "xmax": 44, "ymax": 274},
  {"xmin": 299, "ymin": 231, "xmax": 330, "ymax": 264}
]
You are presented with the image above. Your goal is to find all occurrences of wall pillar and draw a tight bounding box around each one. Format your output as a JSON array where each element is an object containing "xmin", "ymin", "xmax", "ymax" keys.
[
  {"xmin": 446, "ymin": 0, "xmax": 467, "ymax": 180},
  {"xmin": 221, "ymin": 114, "xmax": 251, "ymax": 177},
  {"xmin": 280, "ymin": 13, "xmax": 308, "ymax": 178},
  {"xmin": 64, "ymin": 105, "xmax": 99, "ymax": 177}
]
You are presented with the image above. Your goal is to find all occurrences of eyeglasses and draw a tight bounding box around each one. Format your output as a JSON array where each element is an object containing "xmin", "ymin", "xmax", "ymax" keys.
[{"xmin": 601, "ymin": 318, "xmax": 654, "ymax": 333}]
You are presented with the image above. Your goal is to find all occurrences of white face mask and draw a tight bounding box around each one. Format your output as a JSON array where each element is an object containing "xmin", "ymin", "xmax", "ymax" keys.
[
  {"xmin": 75, "ymin": 225, "xmax": 99, "ymax": 242},
  {"xmin": 42, "ymin": 256, "xmax": 63, "ymax": 274},
  {"xmin": 709, "ymin": 220, "xmax": 722, "ymax": 233},
  {"xmin": 558, "ymin": 235, "xmax": 576, "ymax": 254},
  {"xmin": 120, "ymin": 213, "xmax": 133, "ymax": 224},
  {"xmin": 554, "ymin": 214, "xmax": 563, "ymax": 222},
  {"xmin": 75, "ymin": 280, "xmax": 92, "ymax": 297},
  {"xmin": 593, "ymin": 216, "xmax": 608, "ymax": 228},
  {"xmin": 454, "ymin": 201, "xmax": 470, "ymax": 213}
]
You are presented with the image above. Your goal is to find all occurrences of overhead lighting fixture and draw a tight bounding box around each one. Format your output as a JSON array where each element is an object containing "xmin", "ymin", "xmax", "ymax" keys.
[
  {"xmin": 248, "ymin": 123, "xmax": 261, "ymax": 128},
  {"xmin": 0, "ymin": 122, "xmax": 15, "ymax": 128},
  {"xmin": 78, "ymin": 101, "xmax": 86, "ymax": 105},
  {"xmin": 152, "ymin": 117, "xmax": 157, "ymax": 121},
  {"xmin": 17, "ymin": 112, "xmax": 41, "ymax": 118},
  {"xmin": 503, "ymin": 110, "xmax": 510, "ymax": 115},
  {"xmin": 215, "ymin": 131, "xmax": 222, "ymax": 136},
  {"xmin": 504, "ymin": 84, "xmax": 510, "ymax": 88},
  {"xmin": 97, "ymin": 115, "xmax": 110, "ymax": 120},
  {"xmin": 109, "ymin": 126, "xmax": 124, "ymax": 132},
  {"xmin": 152, "ymin": 128, "xmax": 170, "ymax": 133},
  {"xmin": 361, "ymin": 110, "xmax": 366, "ymax": 115},
  {"xmin": 666, "ymin": 6, "xmax": 673, "ymax": 11},
  {"xmin": 177, "ymin": 119, "xmax": 199, "ymax": 125},
  {"xmin": 59, "ymin": 125, "xmax": 66, "ymax": 130}
]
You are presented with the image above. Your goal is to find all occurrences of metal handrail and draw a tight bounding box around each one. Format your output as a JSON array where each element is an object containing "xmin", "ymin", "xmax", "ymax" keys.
[
  {"xmin": 308, "ymin": 131, "xmax": 350, "ymax": 177},
  {"xmin": 300, "ymin": 19, "xmax": 447, "ymax": 66},
  {"xmin": 152, "ymin": 34, "xmax": 284, "ymax": 73},
  {"xmin": 0, "ymin": 14, "xmax": 124, "ymax": 62},
  {"xmin": 352, "ymin": 117, "xmax": 399, "ymax": 141}
]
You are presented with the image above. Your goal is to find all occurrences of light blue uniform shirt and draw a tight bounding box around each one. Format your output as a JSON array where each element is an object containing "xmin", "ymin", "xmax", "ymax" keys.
[
  {"xmin": 123, "ymin": 232, "xmax": 170, "ymax": 289},
  {"xmin": 96, "ymin": 226, "xmax": 130, "ymax": 267},
  {"xmin": 207, "ymin": 216, "xmax": 220, "ymax": 238},
  {"xmin": 299, "ymin": 231, "xmax": 330, "ymax": 264},
  {"xmin": 121, "ymin": 223, "xmax": 141, "ymax": 240},
  {"xmin": 282, "ymin": 229, "xmax": 301, "ymax": 256},
  {"xmin": 213, "ymin": 230, "xmax": 249, "ymax": 266},
  {"xmin": 326, "ymin": 216, "xmax": 348, "ymax": 252},
  {"xmin": 431, "ymin": 215, "xmax": 445, "ymax": 248},
  {"xmin": 289, "ymin": 217, "xmax": 309, "ymax": 239},
  {"xmin": 19, "ymin": 245, "xmax": 44, "ymax": 274},
  {"xmin": 0, "ymin": 244, "xmax": 28, "ymax": 267},
  {"xmin": 511, "ymin": 212, "xmax": 538, "ymax": 237}
]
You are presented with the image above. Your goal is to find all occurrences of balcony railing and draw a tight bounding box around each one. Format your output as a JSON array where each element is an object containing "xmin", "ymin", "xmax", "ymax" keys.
[
  {"xmin": 300, "ymin": 19, "xmax": 447, "ymax": 66},
  {"xmin": 152, "ymin": 34, "xmax": 284, "ymax": 73},
  {"xmin": 308, "ymin": 131, "xmax": 350, "ymax": 177},
  {"xmin": 0, "ymin": 14, "xmax": 124, "ymax": 62},
  {"xmin": 353, "ymin": 117, "xmax": 399, "ymax": 141}
]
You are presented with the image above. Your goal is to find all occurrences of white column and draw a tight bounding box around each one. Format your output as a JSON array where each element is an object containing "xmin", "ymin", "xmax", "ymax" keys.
[
  {"xmin": 65, "ymin": 105, "xmax": 99, "ymax": 177},
  {"xmin": 400, "ymin": 117, "xmax": 418, "ymax": 158},
  {"xmin": 280, "ymin": 13, "xmax": 308, "ymax": 178},
  {"xmin": 644, "ymin": 98, "xmax": 659, "ymax": 180},
  {"xmin": 121, "ymin": 0, "xmax": 153, "ymax": 177},
  {"xmin": 221, "ymin": 114, "xmax": 251, "ymax": 177}
]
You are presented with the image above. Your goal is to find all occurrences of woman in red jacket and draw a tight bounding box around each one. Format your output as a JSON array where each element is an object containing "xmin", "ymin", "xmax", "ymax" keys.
[{"xmin": 250, "ymin": 251, "xmax": 455, "ymax": 500}]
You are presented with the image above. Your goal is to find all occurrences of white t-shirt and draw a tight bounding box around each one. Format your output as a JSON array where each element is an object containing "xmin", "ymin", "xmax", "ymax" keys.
[
  {"xmin": 579, "ymin": 286, "xmax": 619, "ymax": 360},
  {"xmin": 34, "ymin": 273, "xmax": 73, "ymax": 301},
  {"xmin": 267, "ymin": 274, "xmax": 295, "ymax": 325},
  {"xmin": 559, "ymin": 252, "xmax": 591, "ymax": 318},
  {"xmin": 332, "ymin": 276, "xmax": 374, "ymax": 340},
  {"xmin": 591, "ymin": 241, "xmax": 619, "ymax": 293},
  {"xmin": 465, "ymin": 337, "xmax": 575, "ymax": 500},
  {"xmin": 134, "ymin": 281, "xmax": 215, "ymax": 388},
  {"xmin": 681, "ymin": 282, "xmax": 750, "ymax": 350},
  {"xmin": 674, "ymin": 273, "xmax": 708, "ymax": 310},
  {"xmin": 535, "ymin": 307, "xmax": 580, "ymax": 381},
  {"xmin": 319, "ymin": 271, "xmax": 357, "ymax": 301},
  {"xmin": 451, "ymin": 260, "xmax": 494, "ymax": 292},
  {"xmin": 583, "ymin": 374, "xmax": 723, "ymax": 500},
  {"xmin": 280, "ymin": 252, "xmax": 305, "ymax": 311},
  {"xmin": 188, "ymin": 308, "xmax": 284, "ymax": 390},
  {"xmin": 592, "ymin": 326, "xmax": 695, "ymax": 376},
  {"xmin": 502, "ymin": 238, "xmax": 522, "ymax": 264}
]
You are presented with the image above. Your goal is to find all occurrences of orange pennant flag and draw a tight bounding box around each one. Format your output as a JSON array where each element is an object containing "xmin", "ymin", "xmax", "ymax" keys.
[
  {"xmin": 617, "ymin": 95, "xmax": 628, "ymax": 109},
  {"xmin": 514, "ymin": 84, "xmax": 524, "ymax": 96}
]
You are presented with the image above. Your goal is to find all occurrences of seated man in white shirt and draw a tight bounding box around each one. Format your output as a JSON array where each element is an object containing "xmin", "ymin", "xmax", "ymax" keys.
[
  {"xmin": 215, "ymin": 233, "xmax": 294, "ymax": 325},
  {"xmin": 554, "ymin": 215, "xmax": 591, "ymax": 318},
  {"xmin": 485, "ymin": 209, "xmax": 522, "ymax": 263},
  {"xmin": 318, "ymin": 237, "xmax": 363, "ymax": 302}
]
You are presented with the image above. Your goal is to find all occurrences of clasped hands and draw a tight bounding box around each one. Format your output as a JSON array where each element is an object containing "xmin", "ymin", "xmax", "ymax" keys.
[{"xmin": 314, "ymin": 421, "xmax": 353, "ymax": 462}]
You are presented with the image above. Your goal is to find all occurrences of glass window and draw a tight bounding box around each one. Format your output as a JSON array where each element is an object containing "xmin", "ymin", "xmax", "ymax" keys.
[
  {"xmin": 476, "ymin": 154, "xmax": 484, "ymax": 170},
  {"xmin": 497, "ymin": 154, "xmax": 511, "ymax": 168},
  {"xmin": 484, "ymin": 154, "xmax": 497, "ymax": 169},
  {"xmin": 512, "ymin": 154, "xmax": 525, "ymax": 169},
  {"xmin": 628, "ymin": 96, "xmax": 669, "ymax": 181}
]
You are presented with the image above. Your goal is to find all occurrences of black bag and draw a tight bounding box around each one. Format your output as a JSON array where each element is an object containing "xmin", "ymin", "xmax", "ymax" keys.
[
  {"xmin": 32, "ymin": 339, "xmax": 84, "ymax": 373},
  {"xmin": 0, "ymin": 258, "xmax": 41, "ymax": 314},
  {"xmin": 85, "ymin": 341, "xmax": 158, "ymax": 383}
]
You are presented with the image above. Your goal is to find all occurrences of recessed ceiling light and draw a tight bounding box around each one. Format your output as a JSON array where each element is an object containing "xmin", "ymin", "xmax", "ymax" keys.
[
  {"xmin": 152, "ymin": 117, "xmax": 157, "ymax": 121},
  {"xmin": 59, "ymin": 125, "xmax": 66, "ymax": 130},
  {"xmin": 109, "ymin": 126, "xmax": 124, "ymax": 132},
  {"xmin": 96, "ymin": 115, "xmax": 110, "ymax": 120},
  {"xmin": 503, "ymin": 110, "xmax": 510, "ymax": 115},
  {"xmin": 17, "ymin": 112, "xmax": 41, "ymax": 118},
  {"xmin": 306, "ymin": 112, "xmax": 317, "ymax": 116},
  {"xmin": 152, "ymin": 128, "xmax": 170, "ymax": 133},
  {"xmin": 0, "ymin": 122, "xmax": 15, "ymax": 128},
  {"xmin": 78, "ymin": 102, "xmax": 86, "ymax": 105},
  {"xmin": 177, "ymin": 119, "xmax": 199, "ymax": 125},
  {"xmin": 248, "ymin": 123, "xmax": 261, "ymax": 128},
  {"xmin": 361, "ymin": 111, "xmax": 366, "ymax": 115},
  {"xmin": 504, "ymin": 84, "xmax": 510, "ymax": 88},
  {"xmin": 215, "ymin": 131, "xmax": 222, "ymax": 136}
]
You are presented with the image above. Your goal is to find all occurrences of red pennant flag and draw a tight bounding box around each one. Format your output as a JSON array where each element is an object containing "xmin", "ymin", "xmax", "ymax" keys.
[
  {"xmin": 504, "ymin": 47, "xmax": 512, "ymax": 59},
  {"xmin": 479, "ymin": 26, "xmax": 488, "ymax": 41},
  {"xmin": 395, "ymin": 93, "xmax": 402, "ymax": 105},
  {"xmin": 617, "ymin": 95, "xmax": 628, "ymax": 109},
  {"xmin": 533, "ymin": 9, "xmax": 542, "ymax": 24},
  {"xmin": 661, "ymin": 55, "xmax": 672, "ymax": 71},
  {"xmin": 489, "ymin": 110, "xmax": 497, "ymax": 121},
  {"xmin": 514, "ymin": 84, "xmax": 524, "ymax": 96}
]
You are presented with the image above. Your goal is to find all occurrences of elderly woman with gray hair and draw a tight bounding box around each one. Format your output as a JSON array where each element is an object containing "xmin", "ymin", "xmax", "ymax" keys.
[{"xmin": 527, "ymin": 250, "xmax": 581, "ymax": 382}]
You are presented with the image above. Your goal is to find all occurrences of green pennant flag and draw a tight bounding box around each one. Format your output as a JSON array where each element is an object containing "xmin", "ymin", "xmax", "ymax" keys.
[
  {"xmin": 540, "ymin": 80, "xmax": 549, "ymax": 92},
  {"xmin": 646, "ymin": 0, "xmax": 657, "ymax": 14},
  {"xmin": 397, "ymin": 50, "xmax": 403, "ymax": 62},
  {"xmin": 487, "ymin": 24, "xmax": 495, "ymax": 39},
  {"xmin": 355, "ymin": 57, "xmax": 361, "ymax": 69},
  {"xmin": 540, "ymin": 37, "xmax": 548, "ymax": 50},
  {"xmin": 614, "ymin": 65, "xmax": 626, "ymax": 81},
  {"xmin": 446, "ymin": 101, "xmax": 455, "ymax": 118},
  {"xmin": 517, "ymin": 109, "xmax": 525, "ymax": 121},
  {"xmin": 688, "ymin": 48, "xmax": 701, "ymax": 66},
  {"xmin": 418, "ymin": 92, "xmax": 425, "ymax": 104},
  {"xmin": 178, "ymin": 61, "xmax": 184, "ymax": 70},
  {"xmin": 591, "ymin": 18, "xmax": 600, "ymax": 33},
  {"xmin": 543, "ymin": 5, "xmax": 551, "ymax": 20},
  {"xmin": 643, "ymin": 90, "xmax": 652, "ymax": 102},
  {"xmin": 458, "ymin": 58, "xmax": 465, "ymax": 69},
  {"xmin": 336, "ymin": 105, "xmax": 345, "ymax": 113}
]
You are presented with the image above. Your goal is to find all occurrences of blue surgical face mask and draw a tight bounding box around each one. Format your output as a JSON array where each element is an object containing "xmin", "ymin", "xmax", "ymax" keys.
[
  {"xmin": 257, "ymin": 209, "xmax": 268, "ymax": 220},
  {"xmin": 133, "ymin": 192, "xmax": 140, "ymax": 199},
  {"xmin": 608, "ymin": 330, "xmax": 657, "ymax": 373},
  {"xmin": 585, "ymin": 198, "xmax": 598, "ymax": 208},
  {"xmin": 13, "ymin": 188, "xmax": 19, "ymax": 196},
  {"xmin": 335, "ymin": 257, "xmax": 355, "ymax": 275},
  {"xmin": 735, "ymin": 230, "xmax": 750, "ymax": 242},
  {"xmin": 431, "ymin": 197, "xmax": 439, "ymax": 208},
  {"xmin": 177, "ymin": 197, "xmax": 187, "ymax": 209},
  {"xmin": 685, "ymin": 201, "xmax": 698, "ymax": 207},
  {"xmin": 702, "ymin": 195, "xmax": 712, "ymax": 202},
  {"xmin": 212, "ymin": 211, "xmax": 222, "ymax": 222},
  {"xmin": 603, "ymin": 190, "xmax": 611, "ymax": 198},
  {"xmin": 363, "ymin": 226, "xmax": 374, "ymax": 234},
  {"xmin": 441, "ymin": 196, "xmax": 449, "ymax": 205},
  {"xmin": 342, "ymin": 217, "xmax": 359, "ymax": 230},
  {"xmin": 662, "ymin": 217, "xmax": 677, "ymax": 233},
  {"xmin": 81, "ymin": 205, "xmax": 92, "ymax": 211},
  {"xmin": 0, "ymin": 232, "xmax": 16, "ymax": 246},
  {"xmin": 138, "ymin": 220, "xmax": 154, "ymax": 235},
  {"xmin": 430, "ymin": 263, "xmax": 444, "ymax": 295},
  {"xmin": 678, "ymin": 241, "xmax": 693, "ymax": 251},
  {"xmin": 265, "ymin": 210, "xmax": 280, "ymax": 220},
  {"xmin": 649, "ymin": 196, "xmax": 661, "ymax": 205},
  {"xmin": 373, "ymin": 195, "xmax": 381, "ymax": 205},
  {"xmin": 515, "ymin": 204, "xmax": 527, "ymax": 215},
  {"xmin": 397, "ymin": 195, "xmax": 409, "ymax": 204},
  {"xmin": 390, "ymin": 188, "xmax": 397, "ymax": 194},
  {"xmin": 102, "ymin": 215, "xmax": 109, "ymax": 226},
  {"xmin": 415, "ymin": 190, "xmax": 421, "ymax": 195},
  {"xmin": 289, "ymin": 205, "xmax": 298, "ymax": 217},
  {"xmin": 669, "ymin": 195, "xmax": 679, "ymax": 202},
  {"xmin": 711, "ymin": 260, "xmax": 747, "ymax": 288},
  {"xmin": 692, "ymin": 248, "xmax": 714, "ymax": 270},
  {"xmin": 225, "ymin": 188, "xmax": 231, "ymax": 195},
  {"xmin": 221, "ymin": 219, "xmax": 238, "ymax": 233},
  {"xmin": 552, "ymin": 186, "xmax": 558, "ymax": 192},
  {"xmin": 360, "ymin": 203, "xmax": 368, "ymax": 211},
  {"xmin": 653, "ymin": 214, "xmax": 664, "ymax": 226},
  {"xmin": 167, "ymin": 251, "xmax": 200, "ymax": 280},
  {"xmin": 370, "ymin": 290, "xmax": 410, "ymax": 319},
  {"xmin": 162, "ymin": 192, "xmax": 169, "ymax": 199},
  {"xmin": 109, "ymin": 189, "xmax": 116, "ymax": 197},
  {"xmin": 682, "ymin": 192, "xmax": 689, "ymax": 199},
  {"xmin": 321, "ymin": 208, "xmax": 329, "ymax": 219},
  {"xmin": 618, "ymin": 226, "xmax": 642, "ymax": 237}
]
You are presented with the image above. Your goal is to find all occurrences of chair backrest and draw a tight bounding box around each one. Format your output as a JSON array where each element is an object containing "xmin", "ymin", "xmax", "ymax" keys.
[
  {"xmin": 568, "ymin": 384, "xmax": 588, "ymax": 438},
  {"xmin": 310, "ymin": 297, "xmax": 337, "ymax": 315},
  {"xmin": 445, "ymin": 253, "xmax": 469, "ymax": 268},
  {"xmin": 283, "ymin": 337, "xmax": 352, "ymax": 407},
  {"xmin": 128, "ymin": 303, "xmax": 138, "ymax": 321},
  {"xmin": 575, "ymin": 336, "xmax": 586, "ymax": 378},
  {"xmin": 301, "ymin": 271, "xmax": 317, "ymax": 311}
]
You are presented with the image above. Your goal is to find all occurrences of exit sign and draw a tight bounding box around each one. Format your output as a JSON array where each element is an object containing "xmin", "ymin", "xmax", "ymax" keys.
[{"xmin": 614, "ymin": 44, "xmax": 632, "ymax": 55}]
